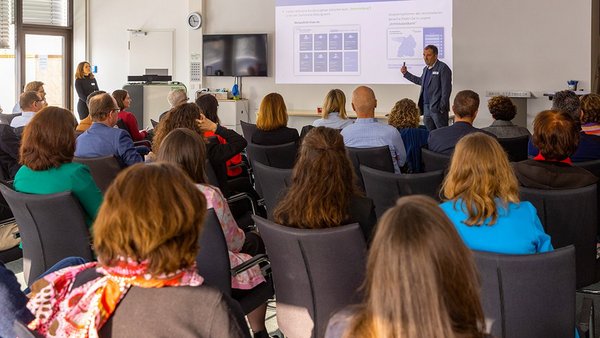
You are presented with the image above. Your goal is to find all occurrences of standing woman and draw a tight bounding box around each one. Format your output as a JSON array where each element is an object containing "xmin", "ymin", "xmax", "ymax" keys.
[{"xmin": 74, "ymin": 61, "xmax": 99, "ymax": 120}]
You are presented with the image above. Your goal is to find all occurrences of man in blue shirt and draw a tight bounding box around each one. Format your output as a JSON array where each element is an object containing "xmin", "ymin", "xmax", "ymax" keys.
[
  {"xmin": 75, "ymin": 93, "xmax": 143, "ymax": 167},
  {"xmin": 341, "ymin": 86, "xmax": 406, "ymax": 173}
]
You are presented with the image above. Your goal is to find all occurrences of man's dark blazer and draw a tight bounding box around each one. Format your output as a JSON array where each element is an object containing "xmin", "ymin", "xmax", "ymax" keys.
[{"xmin": 404, "ymin": 60, "xmax": 452, "ymax": 118}]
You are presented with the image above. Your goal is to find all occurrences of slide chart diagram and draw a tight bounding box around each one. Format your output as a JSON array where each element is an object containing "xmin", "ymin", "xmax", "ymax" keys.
[{"xmin": 295, "ymin": 26, "xmax": 360, "ymax": 75}]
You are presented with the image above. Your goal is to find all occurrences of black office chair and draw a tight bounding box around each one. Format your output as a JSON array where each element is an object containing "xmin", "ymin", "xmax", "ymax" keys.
[
  {"xmin": 246, "ymin": 142, "xmax": 298, "ymax": 170},
  {"xmin": 519, "ymin": 184, "xmax": 598, "ymax": 288},
  {"xmin": 346, "ymin": 146, "xmax": 395, "ymax": 190},
  {"xmin": 254, "ymin": 216, "xmax": 366, "ymax": 338},
  {"xmin": 240, "ymin": 120, "xmax": 258, "ymax": 141},
  {"xmin": 73, "ymin": 156, "xmax": 123, "ymax": 194},
  {"xmin": 574, "ymin": 159, "xmax": 600, "ymax": 178},
  {"xmin": 0, "ymin": 113, "xmax": 22, "ymax": 125},
  {"xmin": 0, "ymin": 185, "xmax": 93, "ymax": 285},
  {"xmin": 197, "ymin": 209, "xmax": 273, "ymax": 315},
  {"xmin": 474, "ymin": 246, "xmax": 576, "ymax": 338},
  {"xmin": 498, "ymin": 135, "xmax": 529, "ymax": 162},
  {"xmin": 421, "ymin": 147, "xmax": 451, "ymax": 172},
  {"xmin": 360, "ymin": 165, "xmax": 444, "ymax": 218},
  {"xmin": 251, "ymin": 161, "xmax": 292, "ymax": 220}
]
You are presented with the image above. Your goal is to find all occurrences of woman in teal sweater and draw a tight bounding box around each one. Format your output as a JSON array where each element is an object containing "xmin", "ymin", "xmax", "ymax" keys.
[{"xmin": 14, "ymin": 106, "xmax": 102, "ymax": 225}]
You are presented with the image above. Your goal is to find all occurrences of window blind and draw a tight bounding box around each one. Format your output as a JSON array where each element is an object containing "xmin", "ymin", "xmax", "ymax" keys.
[
  {"xmin": 22, "ymin": 0, "xmax": 68, "ymax": 26},
  {"xmin": 0, "ymin": 0, "xmax": 10, "ymax": 48}
]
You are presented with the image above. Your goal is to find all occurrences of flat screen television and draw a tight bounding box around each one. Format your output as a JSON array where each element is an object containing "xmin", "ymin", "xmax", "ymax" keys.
[{"xmin": 203, "ymin": 34, "xmax": 268, "ymax": 77}]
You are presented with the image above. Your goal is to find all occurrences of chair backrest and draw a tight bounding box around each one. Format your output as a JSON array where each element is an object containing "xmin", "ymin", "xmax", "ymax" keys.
[
  {"xmin": 421, "ymin": 147, "xmax": 451, "ymax": 172},
  {"xmin": 300, "ymin": 125, "xmax": 315, "ymax": 139},
  {"xmin": 14, "ymin": 126, "xmax": 25, "ymax": 138},
  {"xmin": 0, "ymin": 113, "xmax": 21, "ymax": 125},
  {"xmin": 0, "ymin": 185, "xmax": 93, "ymax": 285},
  {"xmin": 498, "ymin": 135, "xmax": 529, "ymax": 162},
  {"xmin": 246, "ymin": 142, "xmax": 298, "ymax": 170},
  {"xmin": 196, "ymin": 209, "xmax": 232, "ymax": 296},
  {"xmin": 519, "ymin": 184, "xmax": 598, "ymax": 288},
  {"xmin": 574, "ymin": 159, "xmax": 600, "ymax": 178},
  {"xmin": 150, "ymin": 119, "xmax": 159, "ymax": 128},
  {"xmin": 346, "ymin": 146, "xmax": 394, "ymax": 190},
  {"xmin": 360, "ymin": 165, "xmax": 444, "ymax": 218},
  {"xmin": 474, "ymin": 246, "xmax": 576, "ymax": 338},
  {"xmin": 116, "ymin": 118, "xmax": 129, "ymax": 133},
  {"xmin": 240, "ymin": 120, "xmax": 258, "ymax": 141},
  {"xmin": 251, "ymin": 161, "xmax": 292, "ymax": 220},
  {"xmin": 73, "ymin": 156, "xmax": 123, "ymax": 194},
  {"xmin": 254, "ymin": 216, "xmax": 366, "ymax": 338}
]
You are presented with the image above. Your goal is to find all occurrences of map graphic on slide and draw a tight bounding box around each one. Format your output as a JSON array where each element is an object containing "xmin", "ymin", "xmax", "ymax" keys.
[{"xmin": 294, "ymin": 26, "xmax": 360, "ymax": 75}]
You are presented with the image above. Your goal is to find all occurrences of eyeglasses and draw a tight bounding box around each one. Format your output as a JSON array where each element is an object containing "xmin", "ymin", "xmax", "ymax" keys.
[{"xmin": 110, "ymin": 108, "xmax": 120, "ymax": 113}]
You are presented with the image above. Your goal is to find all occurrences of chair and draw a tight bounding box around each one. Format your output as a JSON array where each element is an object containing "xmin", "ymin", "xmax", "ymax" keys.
[
  {"xmin": 251, "ymin": 161, "xmax": 292, "ymax": 220},
  {"xmin": 574, "ymin": 159, "xmax": 600, "ymax": 178},
  {"xmin": 519, "ymin": 184, "xmax": 598, "ymax": 288},
  {"xmin": 421, "ymin": 147, "xmax": 451, "ymax": 172},
  {"xmin": 13, "ymin": 320, "xmax": 43, "ymax": 338},
  {"xmin": 240, "ymin": 120, "xmax": 258, "ymax": 141},
  {"xmin": 73, "ymin": 156, "xmax": 123, "ymax": 194},
  {"xmin": 0, "ymin": 185, "xmax": 93, "ymax": 285},
  {"xmin": 246, "ymin": 142, "xmax": 298, "ymax": 170},
  {"xmin": 360, "ymin": 165, "xmax": 444, "ymax": 218},
  {"xmin": 498, "ymin": 135, "xmax": 529, "ymax": 162},
  {"xmin": 254, "ymin": 216, "xmax": 367, "ymax": 338},
  {"xmin": 197, "ymin": 209, "xmax": 273, "ymax": 314},
  {"xmin": 474, "ymin": 246, "xmax": 575, "ymax": 338},
  {"xmin": 300, "ymin": 124, "xmax": 315, "ymax": 139},
  {"xmin": 150, "ymin": 119, "xmax": 159, "ymax": 128},
  {"xmin": 14, "ymin": 126, "xmax": 25, "ymax": 138},
  {"xmin": 116, "ymin": 119, "xmax": 152, "ymax": 148},
  {"xmin": 345, "ymin": 146, "xmax": 394, "ymax": 190},
  {"xmin": 0, "ymin": 113, "xmax": 21, "ymax": 125},
  {"xmin": 205, "ymin": 159, "xmax": 257, "ymax": 216}
]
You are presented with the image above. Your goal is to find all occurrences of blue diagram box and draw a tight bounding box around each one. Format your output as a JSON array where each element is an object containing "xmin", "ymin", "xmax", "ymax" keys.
[
  {"xmin": 329, "ymin": 52, "xmax": 343, "ymax": 71},
  {"xmin": 299, "ymin": 34, "xmax": 313, "ymax": 51},
  {"xmin": 423, "ymin": 27, "xmax": 444, "ymax": 58},
  {"xmin": 300, "ymin": 52, "xmax": 313, "ymax": 72},
  {"xmin": 314, "ymin": 34, "xmax": 328, "ymax": 50},
  {"xmin": 329, "ymin": 33, "xmax": 343, "ymax": 50},
  {"xmin": 344, "ymin": 51, "xmax": 358, "ymax": 72},
  {"xmin": 344, "ymin": 33, "xmax": 358, "ymax": 50}
]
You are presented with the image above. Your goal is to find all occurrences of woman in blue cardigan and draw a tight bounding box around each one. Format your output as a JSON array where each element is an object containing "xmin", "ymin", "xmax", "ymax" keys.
[{"xmin": 439, "ymin": 133, "xmax": 553, "ymax": 254}]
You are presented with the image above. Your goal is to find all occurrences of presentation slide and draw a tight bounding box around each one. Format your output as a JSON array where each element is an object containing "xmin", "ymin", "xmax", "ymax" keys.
[{"xmin": 275, "ymin": 0, "xmax": 452, "ymax": 84}]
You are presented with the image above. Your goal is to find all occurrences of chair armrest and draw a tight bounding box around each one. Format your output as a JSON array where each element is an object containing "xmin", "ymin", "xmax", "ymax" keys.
[
  {"xmin": 577, "ymin": 297, "xmax": 594, "ymax": 338},
  {"xmin": 227, "ymin": 193, "xmax": 257, "ymax": 215},
  {"xmin": 231, "ymin": 253, "xmax": 270, "ymax": 276}
]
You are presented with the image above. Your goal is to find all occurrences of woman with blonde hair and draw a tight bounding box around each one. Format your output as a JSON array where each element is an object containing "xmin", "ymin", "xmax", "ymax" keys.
[
  {"xmin": 388, "ymin": 98, "xmax": 428, "ymax": 173},
  {"xmin": 26, "ymin": 163, "xmax": 249, "ymax": 337},
  {"xmin": 252, "ymin": 93, "xmax": 299, "ymax": 145},
  {"xmin": 74, "ymin": 61, "xmax": 99, "ymax": 120},
  {"xmin": 440, "ymin": 132, "xmax": 552, "ymax": 254},
  {"xmin": 325, "ymin": 195, "xmax": 487, "ymax": 338},
  {"xmin": 312, "ymin": 89, "xmax": 353, "ymax": 129},
  {"xmin": 273, "ymin": 126, "xmax": 376, "ymax": 240}
]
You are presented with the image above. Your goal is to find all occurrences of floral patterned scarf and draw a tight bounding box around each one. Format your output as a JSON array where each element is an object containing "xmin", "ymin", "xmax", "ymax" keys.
[{"xmin": 27, "ymin": 258, "xmax": 204, "ymax": 337}]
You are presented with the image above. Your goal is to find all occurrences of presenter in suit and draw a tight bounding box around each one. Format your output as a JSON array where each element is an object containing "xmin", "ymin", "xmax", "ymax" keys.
[{"xmin": 401, "ymin": 45, "xmax": 452, "ymax": 131}]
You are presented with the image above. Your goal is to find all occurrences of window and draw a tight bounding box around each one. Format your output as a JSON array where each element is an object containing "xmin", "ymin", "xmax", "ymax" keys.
[{"xmin": 22, "ymin": 0, "xmax": 68, "ymax": 26}]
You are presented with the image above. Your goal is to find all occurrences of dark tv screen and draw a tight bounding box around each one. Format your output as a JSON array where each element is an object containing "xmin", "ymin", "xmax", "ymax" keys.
[{"xmin": 203, "ymin": 34, "xmax": 268, "ymax": 77}]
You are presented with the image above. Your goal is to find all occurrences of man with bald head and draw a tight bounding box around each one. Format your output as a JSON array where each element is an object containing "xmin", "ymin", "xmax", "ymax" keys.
[
  {"xmin": 75, "ymin": 92, "xmax": 142, "ymax": 167},
  {"xmin": 341, "ymin": 86, "xmax": 406, "ymax": 173}
]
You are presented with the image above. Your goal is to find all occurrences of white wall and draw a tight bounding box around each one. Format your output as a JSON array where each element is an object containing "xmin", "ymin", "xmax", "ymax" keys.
[
  {"xmin": 81, "ymin": 0, "xmax": 597, "ymax": 128},
  {"xmin": 83, "ymin": 0, "xmax": 201, "ymax": 95}
]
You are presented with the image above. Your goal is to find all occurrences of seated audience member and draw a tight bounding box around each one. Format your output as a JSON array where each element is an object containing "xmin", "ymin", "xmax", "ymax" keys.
[
  {"xmin": 325, "ymin": 195, "xmax": 487, "ymax": 338},
  {"xmin": 312, "ymin": 89, "xmax": 353, "ymax": 129},
  {"xmin": 252, "ymin": 93, "xmax": 299, "ymax": 145},
  {"xmin": 513, "ymin": 110, "xmax": 598, "ymax": 189},
  {"xmin": 153, "ymin": 103, "xmax": 247, "ymax": 197},
  {"xmin": 156, "ymin": 129, "xmax": 268, "ymax": 338},
  {"xmin": 75, "ymin": 92, "xmax": 143, "ymax": 167},
  {"xmin": 112, "ymin": 89, "xmax": 149, "ymax": 142},
  {"xmin": 341, "ymin": 86, "xmax": 406, "ymax": 173},
  {"xmin": 14, "ymin": 107, "xmax": 102, "ymax": 226},
  {"xmin": 528, "ymin": 90, "xmax": 581, "ymax": 156},
  {"xmin": 273, "ymin": 127, "xmax": 377, "ymax": 241},
  {"xmin": 0, "ymin": 257, "xmax": 88, "ymax": 338},
  {"xmin": 11, "ymin": 91, "xmax": 44, "ymax": 128},
  {"xmin": 0, "ymin": 122, "xmax": 21, "ymax": 180},
  {"xmin": 440, "ymin": 133, "xmax": 552, "ymax": 254},
  {"xmin": 387, "ymin": 98, "xmax": 428, "ymax": 173},
  {"xmin": 428, "ymin": 90, "xmax": 495, "ymax": 154},
  {"xmin": 571, "ymin": 93, "xmax": 600, "ymax": 162},
  {"xmin": 12, "ymin": 81, "xmax": 47, "ymax": 113},
  {"xmin": 76, "ymin": 90, "xmax": 106, "ymax": 133},
  {"xmin": 26, "ymin": 163, "xmax": 249, "ymax": 337},
  {"xmin": 482, "ymin": 95, "xmax": 531, "ymax": 138},
  {"xmin": 158, "ymin": 88, "xmax": 188, "ymax": 121},
  {"xmin": 196, "ymin": 93, "xmax": 245, "ymax": 178}
]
